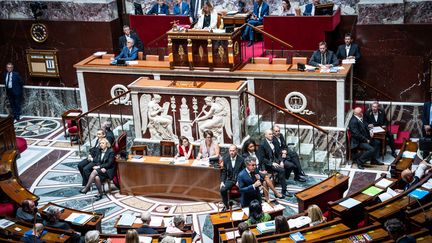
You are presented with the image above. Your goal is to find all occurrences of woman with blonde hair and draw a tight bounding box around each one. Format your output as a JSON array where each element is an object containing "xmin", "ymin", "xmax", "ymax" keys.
[
  {"xmin": 125, "ymin": 229, "xmax": 139, "ymax": 243},
  {"xmin": 194, "ymin": 0, "xmax": 218, "ymax": 30},
  {"xmin": 307, "ymin": 204, "xmax": 326, "ymax": 226}
]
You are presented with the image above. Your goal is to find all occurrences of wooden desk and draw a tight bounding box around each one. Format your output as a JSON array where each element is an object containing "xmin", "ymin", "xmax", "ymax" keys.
[
  {"xmin": 407, "ymin": 200, "xmax": 432, "ymax": 229},
  {"xmin": 257, "ymin": 218, "xmax": 350, "ymax": 242},
  {"xmin": 0, "ymin": 219, "xmax": 71, "ymax": 243},
  {"xmin": 295, "ymin": 174, "xmax": 349, "ymax": 212},
  {"xmin": 0, "ymin": 150, "xmax": 18, "ymax": 180},
  {"xmin": 373, "ymin": 129, "xmax": 387, "ymax": 161},
  {"xmin": 100, "ymin": 234, "xmax": 160, "ymax": 243},
  {"xmin": 366, "ymin": 173, "xmax": 432, "ymax": 223},
  {"xmin": 117, "ymin": 156, "xmax": 220, "ymax": 201},
  {"xmin": 0, "ymin": 178, "xmax": 39, "ymax": 205},
  {"xmin": 329, "ymin": 175, "xmax": 397, "ymax": 228},
  {"xmin": 210, "ymin": 203, "xmax": 284, "ymax": 243},
  {"xmin": 113, "ymin": 214, "xmax": 192, "ymax": 234},
  {"xmin": 39, "ymin": 202, "xmax": 103, "ymax": 234},
  {"xmin": 167, "ymin": 28, "xmax": 243, "ymax": 71},
  {"xmin": 87, "ymin": 58, "xmax": 170, "ymax": 69},
  {"xmin": 381, "ymin": 228, "xmax": 430, "ymax": 243},
  {"xmin": 390, "ymin": 140, "xmax": 418, "ymax": 179},
  {"xmin": 316, "ymin": 222, "xmax": 389, "ymax": 242},
  {"xmin": 222, "ymin": 14, "xmax": 249, "ymax": 26}
]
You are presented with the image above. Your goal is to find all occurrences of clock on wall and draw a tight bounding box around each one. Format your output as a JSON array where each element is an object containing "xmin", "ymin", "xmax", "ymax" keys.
[{"xmin": 30, "ymin": 23, "xmax": 48, "ymax": 43}]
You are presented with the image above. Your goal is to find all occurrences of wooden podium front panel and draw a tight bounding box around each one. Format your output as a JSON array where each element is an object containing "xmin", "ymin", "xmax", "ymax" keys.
[
  {"xmin": 117, "ymin": 157, "xmax": 220, "ymax": 201},
  {"xmin": 172, "ymin": 38, "xmax": 189, "ymax": 67},
  {"xmin": 212, "ymin": 40, "xmax": 229, "ymax": 69},
  {"xmin": 192, "ymin": 39, "xmax": 210, "ymax": 68}
]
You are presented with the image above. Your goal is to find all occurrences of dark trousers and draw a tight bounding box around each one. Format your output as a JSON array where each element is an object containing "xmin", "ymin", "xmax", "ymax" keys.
[
  {"xmin": 6, "ymin": 90, "xmax": 22, "ymax": 120},
  {"xmin": 386, "ymin": 131, "xmax": 396, "ymax": 153},
  {"xmin": 243, "ymin": 19, "xmax": 262, "ymax": 41},
  {"xmin": 220, "ymin": 180, "xmax": 236, "ymax": 207},
  {"xmin": 356, "ymin": 140, "xmax": 380, "ymax": 164},
  {"xmin": 271, "ymin": 165, "xmax": 287, "ymax": 194},
  {"xmin": 287, "ymin": 150, "xmax": 304, "ymax": 175},
  {"xmin": 283, "ymin": 160, "xmax": 300, "ymax": 179},
  {"xmin": 78, "ymin": 159, "xmax": 90, "ymax": 186}
]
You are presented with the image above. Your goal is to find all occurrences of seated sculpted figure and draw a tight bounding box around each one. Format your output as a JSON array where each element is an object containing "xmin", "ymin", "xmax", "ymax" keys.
[
  {"xmin": 195, "ymin": 96, "xmax": 232, "ymax": 143},
  {"xmin": 140, "ymin": 94, "xmax": 177, "ymax": 140}
]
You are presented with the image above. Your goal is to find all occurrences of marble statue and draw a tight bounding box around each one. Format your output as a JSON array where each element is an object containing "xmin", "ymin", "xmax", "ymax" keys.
[
  {"xmin": 140, "ymin": 94, "xmax": 177, "ymax": 140},
  {"xmin": 194, "ymin": 96, "xmax": 232, "ymax": 142}
]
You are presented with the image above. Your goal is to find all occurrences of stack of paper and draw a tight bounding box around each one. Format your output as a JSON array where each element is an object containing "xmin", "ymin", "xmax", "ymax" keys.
[
  {"xmin": 117, "ymin": 214, "xmax": 135, "ymax": 226},
  {"xmin": 138, "ymin": 236, "xmax": 153, "ymax": 243},
  {"xmin": 149, "ymin": 216, "xmax": 163, "ymax": 227},
  {"xmin": 402, "ymin": 151, "xmax": 417, "ymax": 159},
  {"xmin": 242, "ymin": 207, "xmax": 250, "ymax": 216},
  {"xmin": 362, "ymin": 186, "xmax": 383, "ymax": 197},
  {"xmin": 339, "ymin": 198, "xmax": 361, "ymax": 209},
  {"xmin": 372, "ymin": 126, "xmax": 385, "ymax": 133},
  {"xmin": 375, "ymin": 178, "xmax": 393, "ymax": 189},
  {"xmin": 290, "ymin": 232, "xmax": 305, "ymax": 242},
  {"xmin": 0, "ymin": 219, "xmax": 14, "ymax": 229},
  {"xmin": 43, "ymin": 205, "xmax": 65, "ymax": 213},
  {"xmin": 287, "ymin": 216, "xmax": 311, "ymax": 229},
  {"xmin": 93, "ymin": 51, "xmax": 107, "ymax": 56},
  {"xmin": 378, "ymin": 187, "xmax": 399, "ymax": 202},
  {"xmin": 422, "ymin": 179, "xmax": 432, "ymax": 190},
  {"xmin": 226, "ymin": 230, "xmax": 240, "ymax": 240},
  {"xmin": 262, "ymin": 202, "xmax": 273, "ymax": 213},
  {"xmin": 342, "ymin": 59, "xmax": 356, "ymax": 64},
  {"xmin": 191, "ymin": 159, "xmax": 209, "ymax": 167},
  {"xmin": 65, "ymin": 213, "xmax": 93, "ymax": 225},
  {"xmin": 257, "ymin": 220, "xmax": 275, "ymax": 234},
  {"xmin": 231, "ymin": 211, "xmax": 244, "ymax": 221}
]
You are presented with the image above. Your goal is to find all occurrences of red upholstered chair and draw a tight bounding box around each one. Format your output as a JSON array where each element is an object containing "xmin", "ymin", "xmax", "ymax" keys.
[
  {"xmin": 228, "ymin": 184, "xmax": 241, "ymax": 200},
  {"xmin": 0, "ymin": 203, "xmax": 14, "ymax": 217},
  {"xmin": 15, "ymin": 137, "xmax": 27, "ymax": 153},
  {"xmin": 112, "ymin": 132, "xmax": 127, "ymax": 155}
]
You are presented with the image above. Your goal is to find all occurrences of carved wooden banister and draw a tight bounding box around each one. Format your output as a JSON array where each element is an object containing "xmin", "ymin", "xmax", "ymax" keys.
[{"xmin": 245, "ymin": 91, "xmax": 328, "ymax": 134}]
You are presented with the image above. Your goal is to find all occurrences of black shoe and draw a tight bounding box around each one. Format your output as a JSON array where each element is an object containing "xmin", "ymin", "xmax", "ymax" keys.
[
  {"xmin": 371, "ymin": 160, "xmax": 384, "ymax": 165},
  {"xmin": 94, "ymin": 194, "xmax": 103, "ymax": 201},
  {"xmin": 294, "ymin": 177, "xmax": 306, "ymax": 182},
  {"xmin": 275, "ymin": 194, "xmax": 285, "ymax": 199},
  {"xmin": 282, "ymin": 191, "xmax": 293, "ymax": 197},
  {"xmin": 391, "ymin": 152, "xmax": 397, "ymax": 158},
  {"xmin": 247, "ymin": 41, "xmax": 253, "ymax": 47},
  {"xmin": 357, "ymin": 163, "xmax": 365, "ymax": 170},
  {"xmin": 221, "ymin": 206, "xmax": 227, "ymax": 212},
  {"xmin": 79, "ymin": 188, "xmax": 89, "ymax": 194}
]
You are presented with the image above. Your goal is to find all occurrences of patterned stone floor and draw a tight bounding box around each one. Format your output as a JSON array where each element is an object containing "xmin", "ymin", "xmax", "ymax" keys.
[{"xmin": 14, "ymin": 116, "xmax": 396, "ymax": 242}]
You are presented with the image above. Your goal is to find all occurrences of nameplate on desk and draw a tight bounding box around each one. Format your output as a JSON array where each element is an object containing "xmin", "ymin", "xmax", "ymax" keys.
[{"xmin": 159, "ymin": 157, "xmax": 174, "ymax": 162}]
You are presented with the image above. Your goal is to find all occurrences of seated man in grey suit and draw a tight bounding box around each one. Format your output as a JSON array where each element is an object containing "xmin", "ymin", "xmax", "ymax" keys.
[
  {"xmin": 309, "ymin": 41, "xmax": 339, "ymax": 67},
  {"xmin": 115, "ymin": 38, "xmax": 138, "ymax": 61}
]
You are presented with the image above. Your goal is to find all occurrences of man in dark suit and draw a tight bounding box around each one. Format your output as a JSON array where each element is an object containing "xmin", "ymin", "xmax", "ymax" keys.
[
  {"xmin": 173, "ymin": 0, "xmax": 190, "ymax": 15},
  {"xmin": 348, "ymin": 107, "xmax": 382, "ymax": 169},
  {"xmin": 3, "ymin": 63, "xmax": 24, "ymax": 121},
  {"xmin": 103, "ymin": 120, "xmax": 115, "ymax": 146},
  {"xmin": 238, "ymin": 156, "xmax": 262, "ymax": 207},
  {"xmin": 423, "ymin": 94, "xmax": 432, "ymax": 138},
  {"xmin": 243, "ymin": 0, "xmax": 269, "ymax": 46},
  {"xmin": 272, "ymin": 125, "xmax": 306, "ymax": 180},
  {"xmin": 220, "ymin": 145, "xmax": 245, "ymax": 210},
  {"xmin": 303, "ymin": 0, "xmax": 320, "ymax": 16},
  {"xmin": 115, "ymin": 38, "xmax": 139, "ymax": 61},
  {"xmin": 309, "ymin": 41, "xmax": 339, "ymax": 67},
  {"xmin": 364, "ymin": 101, "xmax": 397, "ymax": 158},
  {"xmin": 119, "ymin": 25, "xmax": 143, "ymax": 52},
  {"xmin": 190, "ymin": 0, "xmax": 204, "ymax": 22},
  {"xmin": 258, "ymin": 129, "xmax": 289, "ymax": 196},
  {"xmin": 147, "ymin": 0, "xmax": 169, "ymax": 15},
  {"xmin": 137, "ymin": 212, "xmax": 159, "ymax": 234},
  {"xmin": 336, "ymin": 33, "xmax": 361, "ymax": 62}
]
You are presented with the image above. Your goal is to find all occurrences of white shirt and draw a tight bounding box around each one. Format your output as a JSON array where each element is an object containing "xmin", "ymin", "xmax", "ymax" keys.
[
  {"xmin": 345, "ymin": 45, "xmax": 351, "ymax": 57},
  {"xmin": 249, "ymin": 152, "xmax": 259, "ymax": 166},
  {"xmin": 373, "ymin": 112, "xmax": 379, "ymax": 122},
  {"xmin": 258, "ymin": 4, "xmax": 262, "ymax": 18},
  {"xmin": 354, "ymin": 115, "xmax": 363, "ymax": 123}
]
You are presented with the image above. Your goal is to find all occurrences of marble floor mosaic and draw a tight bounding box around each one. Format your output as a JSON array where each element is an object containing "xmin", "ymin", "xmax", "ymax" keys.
[{"xmin": 13, "ymin": 116, "xmax": 396, "ymax": 242}]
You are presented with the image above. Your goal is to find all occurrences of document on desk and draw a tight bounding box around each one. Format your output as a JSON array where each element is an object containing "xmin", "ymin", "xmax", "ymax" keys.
[
  {"xmin": 163, "ymin": 217, "xmax": 174, "ymax": 227},
  {"xmin": 242, "ymin": 207, "xmax": 249, "ymax": 216},
  {"xmin": 362, "ymin": 186, "xmax": 383, "ymax": 197},
  {"xmin": 130, "ymin": 155, "xmax": 145, "ymax": 162},
  {"xmin": 65, "ymin": 213, "xmax": 93, "ymax": 225},
  {"xmin": 116, "ymin": 214, "xmax": 135, "ymax": 226},
  {"xmin": 375, "ymin": 178, "xmax": 393, "ymax": 189},
  {"xmin": 226, "ymin": 230, "xmax": 240, "ymax": 240},
  {"xmin": 0, "ymin": 219, "xmax": 15, "ymax": 229},
  {"xmin": 231, "ymin": 211, "xmax": 244, "ymax": 221},
  {"xmin": 257, "ymin": 220, "xmax": 275, "ymax": 234},
  {"xmin": 138, "ymin": 236, "xmax": 153, "ymax": 243},
  {"xmin": 43, "ymin": 205, "xmax": 65, "ymax": 213},
  {"xmin": 402, "ymin": 151, "xmax": 417, "ymax": 159},
  {"xmin": 159, "ymin": 157, "xmax": 174, "ymax": 162},
  {"xmin": 288, "ymin": 216, "xmax": 311, "ymax": 229},
  {"xmin": 372, "ymin": 126, "xmax": 385, "ymax": 133},
  {"xmin": 149, "ymin": 216, "xmax": 163, "ymax": 227},
  {"xmin": 339, "ymin": 198, "xmax": 361, "ymax": 209},
  {"xmin": 378, "ymin": 187, "xmax": 399, "ymax": 202},
  {"xmin": 191, "ymin": 159, "xmax": 209, "ymax": 167},
  {"xmin": 409, "ymin": 188, "xmax": 429, "ymax": 200}
]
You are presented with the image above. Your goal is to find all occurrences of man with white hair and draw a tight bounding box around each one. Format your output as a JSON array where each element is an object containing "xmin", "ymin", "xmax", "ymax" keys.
[
  {"xmin": 166, "ymin": 215, "xmax": 185, "ymax": 233},
  {"xmin": 22, "ymin": 223, "xmax": 44, "ymax": 243},
  {"xmin": 115, "ymin": 38, "xmax": 138, "ymax": 61},
  {"xmin": 137, "ymin": 212, "xmax": 158, "ymax": 234},
  {"xmin": 84, "ymin": 230, "xmax": 100, "ymax": 243},
  {"xmin": 348, "ymin": 107, "xmax": 382, "ymax": 169}
]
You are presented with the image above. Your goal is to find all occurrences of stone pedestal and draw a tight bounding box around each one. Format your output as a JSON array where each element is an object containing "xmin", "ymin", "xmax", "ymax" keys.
[{"xmin": 358, "ymin": 0, "xmax": 404, "ymax": 24}]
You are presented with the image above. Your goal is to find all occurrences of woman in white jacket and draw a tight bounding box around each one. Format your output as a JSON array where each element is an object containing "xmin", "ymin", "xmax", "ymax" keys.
[{"xmin": 194, "ymin": 1, "xmax": 218, "ymax": 30}]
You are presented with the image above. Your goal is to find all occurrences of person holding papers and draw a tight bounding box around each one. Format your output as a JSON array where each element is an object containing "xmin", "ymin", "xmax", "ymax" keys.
[
  {"xmin": 309, "ymin": 41, "xmax": 339, "ymax": 68},
  {"xmin": 364, "ymin": 101, "xmax": 397, "ymax": 158},
  {"xmin": 307, "ymin": 204, "xmax": 326, "ymax": 227},
  {"xmin": 238, "ymin": 156, "xmax": 262, "ymax": 207},
  {"xmin": 136, "ymin": 212, "xmax": 158, "ymax": 234},
  {"xmin": 194, "ymin": 1, "xmax": 218, "ymax": 30},
  {"xmin": 175, "ymin": 136, "xmax": 194, "ymax": 159},
  {"xmin": 115, "ymin": 38, "xmax": 138, "ymax": 61},
  {"xmin": 246, "ymin": 199, "xmax": 271, "ymax": 225},
  {"xmin": 336, "ymin": 33, "xmax": 361, "ymax": 62},
  {"xmin": 220, "ymin": 145, "xmax": 245, "ymax": 210},
  {"xmin": 398, "ymin": 160, "xmax": 432, "ymax": 191},
  {"xmin": 348, "ymin": 107, "xmax": 382, "ymax": 169},
  {"xmin": 80, "ymin": 138, "xmax": 115, "ymax": 200},
  {"xmin": 147, "ymin": 0, "xmax": 169, "ymax": 15}
]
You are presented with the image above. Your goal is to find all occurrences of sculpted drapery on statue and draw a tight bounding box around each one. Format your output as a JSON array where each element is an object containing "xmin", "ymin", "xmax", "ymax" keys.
[
  {"xmin": 140, "ymin": 94, "xmax": 177, "ymax": 140},
  {"xmin": 194, "ymin": 96, "xmax": 232, "ymax": 143}
]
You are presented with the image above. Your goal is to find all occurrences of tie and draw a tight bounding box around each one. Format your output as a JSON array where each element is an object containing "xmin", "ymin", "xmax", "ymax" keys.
[
  {"xmin": 6, "ymin": 72, "xmax": 12, "ymax": 89},
  {"xmin": 345, "ymin": 46, "xmax": 350, "ymax": 57},
  {"xmin": 321, "ymin": 53, "xmax": 324, "ymax": 64}
]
